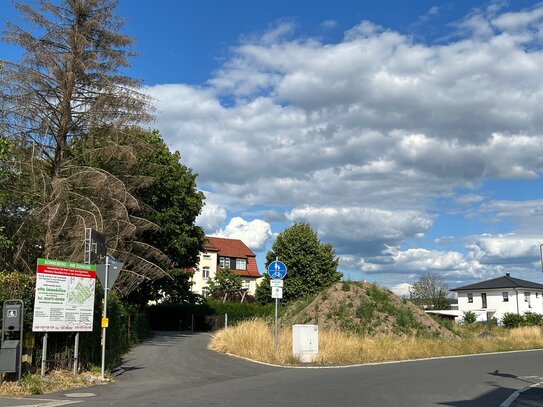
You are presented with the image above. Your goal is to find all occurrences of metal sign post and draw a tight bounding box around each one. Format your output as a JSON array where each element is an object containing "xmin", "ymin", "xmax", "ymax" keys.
[
  {"xmin": 79, "ymin": 228, "xmax": 106, "ymax": 376},
  {"xmin": 101, "ymin": 256, "xmax": 109, "ymax": 379},
  {"xmin": 268, "ymin": 259, "xmax": 287, "ymax": 353},
  {"xmin": 96, "ymin": 256, "xmax": 123, "ymax": 379}
]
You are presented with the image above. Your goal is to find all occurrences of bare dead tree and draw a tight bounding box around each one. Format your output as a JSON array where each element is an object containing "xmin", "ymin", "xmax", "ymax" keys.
[{"xmin": 1, "ymin": 0, "xmax": 170, "ymax": 293}]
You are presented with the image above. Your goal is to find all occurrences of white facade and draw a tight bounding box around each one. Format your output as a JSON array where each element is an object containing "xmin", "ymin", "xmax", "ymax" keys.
[
  {"xmin": 190, "ymin": 251, "xmax": 262, "ymax": 296},
  {"xmin": 457, "ymin": 288, "xmax": 543, "ymax": 322},
  {"xmin": 191, "ymin": 251, "xmax": 218, "ymax": 297}
]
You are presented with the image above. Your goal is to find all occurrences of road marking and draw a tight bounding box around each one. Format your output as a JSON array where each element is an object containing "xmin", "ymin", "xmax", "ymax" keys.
[
  {"xmin": 0, "ymin": 398, "xmax": 82, "ymax": 407},
  {"xmin": 500, "ymin": 380, "xmax": 543, "ymax": 407}
]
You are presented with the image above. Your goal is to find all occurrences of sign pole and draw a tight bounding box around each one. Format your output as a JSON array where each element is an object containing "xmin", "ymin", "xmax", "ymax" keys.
[
  {"xmin": 41, "ymin": 332, "xmax": 47, "ymax": 377},
  {"xmin": 73, "ymin": 332, "xmax": 79, "ymax": 376},
  {"xmin": 101, "ymin": 256, "xmax": 109, "ymax": 379},
  {"xmin": 274, "ymin": 298, "xmax": 278, "ymax": 352},
  {"xmin": 268, "ymin": 258, "xmax": 286, "ymax": 354}
]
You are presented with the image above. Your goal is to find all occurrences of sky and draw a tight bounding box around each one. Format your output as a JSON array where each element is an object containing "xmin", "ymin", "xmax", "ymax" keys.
[{"xmin": 2, "ymin": 0, "xmax": 543, "ymax": 296}]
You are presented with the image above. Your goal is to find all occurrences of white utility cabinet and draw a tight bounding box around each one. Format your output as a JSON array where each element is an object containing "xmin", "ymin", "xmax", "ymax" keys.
[{"xmin": 292, "ymin": 324, "xmax": 318, "ymax": 363}]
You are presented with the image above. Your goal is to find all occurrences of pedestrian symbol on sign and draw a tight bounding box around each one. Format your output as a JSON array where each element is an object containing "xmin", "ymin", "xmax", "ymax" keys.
[{"xmin": 267, "ymin": 260, "xmax": 287, "ymax": 280}]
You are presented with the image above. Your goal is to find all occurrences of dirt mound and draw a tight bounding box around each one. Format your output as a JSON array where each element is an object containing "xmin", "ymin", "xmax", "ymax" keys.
[{"xmin": 280, "ymin": 281, "xmax": 457, "ymax": 339}]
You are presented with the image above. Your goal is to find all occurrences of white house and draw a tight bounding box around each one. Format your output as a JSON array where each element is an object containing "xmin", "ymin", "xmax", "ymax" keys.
[
  {"xmin": 451, "ymin": 273, "xmax": 543, "ymax": 323},
  {"xmin": 189, "ymin": 236, "xmax": 263, "ymax": 297}
]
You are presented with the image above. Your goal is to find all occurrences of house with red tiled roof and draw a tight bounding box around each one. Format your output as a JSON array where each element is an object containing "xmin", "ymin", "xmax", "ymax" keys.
[{"xmin": 190, "ymin": 236, "xmax": 263, "ymax": 297}]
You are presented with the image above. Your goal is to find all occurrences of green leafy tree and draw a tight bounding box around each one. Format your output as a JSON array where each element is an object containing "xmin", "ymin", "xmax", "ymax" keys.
[
  {"xmin": 208, "ymin": 268, "xmax": 242, "ymax": 294},
  {"xmin": 74, "ymin": 127, "xmax": 205, "ymax": 300},
  {"xmin": 127, "ymin": 268, "xmax": 197, "ymax": 308},
  {"xmin": 409, "ymin": 273, "xmax": 452, "ymax": 310},
  {"xmin": 256, "ymin": 223, "xmax": 341, "ymax": 303}
]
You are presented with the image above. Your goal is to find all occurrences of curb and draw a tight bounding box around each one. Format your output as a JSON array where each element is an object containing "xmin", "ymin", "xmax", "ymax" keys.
[
  {"xmin": 217, "ymin": 347, "xmax": 543, "ymax": 370},
  {"xmin": 499, "ymin": 381, "xmax": 543, "ymax": 407}
]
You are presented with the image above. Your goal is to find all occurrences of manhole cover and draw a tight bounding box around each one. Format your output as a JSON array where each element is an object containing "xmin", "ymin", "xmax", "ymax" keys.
[{"xmin": 64, "ymin": 393, "xmax": 97, "ymax": 398}]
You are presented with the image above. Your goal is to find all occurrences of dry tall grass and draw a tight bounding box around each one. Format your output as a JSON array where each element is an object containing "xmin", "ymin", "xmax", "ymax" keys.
[{"xmin": 209, "ymin": 319, "xmax": 543, "ymax": 365}]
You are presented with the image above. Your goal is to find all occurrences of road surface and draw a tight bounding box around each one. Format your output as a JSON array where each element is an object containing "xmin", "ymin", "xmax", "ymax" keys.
[{"xmin": 2, "ymin": 331, "xmax": 543, "ymax": 407}]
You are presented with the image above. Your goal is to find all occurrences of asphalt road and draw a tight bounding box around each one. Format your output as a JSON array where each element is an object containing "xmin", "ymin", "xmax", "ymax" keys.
[{"xmin": 3, "ymin": 331, "xmax": 543, "ymax": 407}]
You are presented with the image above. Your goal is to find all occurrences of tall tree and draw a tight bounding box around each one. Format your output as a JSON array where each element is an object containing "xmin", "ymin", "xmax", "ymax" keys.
[
  {"xmin": 257, "ymin": 223, "xmax": 341, "ymax": 303},
  {"xmin": 75, "ymin": 127, "xmax": 205, "ymax": 299},
  {"xmin": 409, "ymin": 273, "xmax": 452, "ymax": 310},
  {"xmin": 0, "ymin": 1, "xmax": 171, "ymax": 291}
]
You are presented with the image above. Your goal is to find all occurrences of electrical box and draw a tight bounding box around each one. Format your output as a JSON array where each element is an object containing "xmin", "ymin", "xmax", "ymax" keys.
[
  {"xmin": 292, "ymin": 324, "xmax": 318, "ymax": 363},
  {"xmin": 0, "ymin": 340, "xmax": 20, "ymax": 372},
  {"xmin": 3, "ymin": 304, "xmax": 22, "ymax": 332}
]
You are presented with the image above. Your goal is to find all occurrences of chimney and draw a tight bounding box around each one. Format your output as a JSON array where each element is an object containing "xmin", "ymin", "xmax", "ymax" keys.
[{"xmin": 506, "ymin": 272, "xmax": 510, "ymax": 277}]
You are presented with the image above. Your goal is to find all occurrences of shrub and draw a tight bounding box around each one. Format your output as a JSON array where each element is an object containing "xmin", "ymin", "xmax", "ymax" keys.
[
  {"xmin": 524, "ymin": 312, "xmax": 543, "ymax": 326},
  {"xmin": 395, "ymin": 308, "xmax": 417, "ymax": 333},
  {"xmin": 502, "ymin": 313, "xmax": 525, "ymax": 328},
  {"xmin": 462, "ymin": 311, "xmax": 477, "ymax": 325},
  {"xmin": 356, "ymin": 299, "xmax": 374, "ymax": 321}
]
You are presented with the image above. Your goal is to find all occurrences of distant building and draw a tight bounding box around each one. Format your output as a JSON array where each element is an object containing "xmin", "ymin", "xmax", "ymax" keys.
[
  {"xmin": 451, "ymin": 273, "xmax": 543, "ymax": 323},
  {"xmin": 189, "ymin": 236, "xmax": 263, "ymax": 297}
]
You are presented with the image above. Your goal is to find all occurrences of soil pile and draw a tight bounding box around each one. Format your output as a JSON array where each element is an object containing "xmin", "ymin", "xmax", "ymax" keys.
[{"xmin": 280, "ymin": 281, "xmax": 457, "ymax": 339}]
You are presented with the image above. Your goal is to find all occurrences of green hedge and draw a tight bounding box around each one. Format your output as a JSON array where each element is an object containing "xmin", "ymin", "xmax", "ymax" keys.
[
  {"xmin": 148, "ymin": 300, "xmax": 274, "ymax": 331},
  {"xmin": 502, "ymin": 312, "xmax": 543, "ymax": 328}
]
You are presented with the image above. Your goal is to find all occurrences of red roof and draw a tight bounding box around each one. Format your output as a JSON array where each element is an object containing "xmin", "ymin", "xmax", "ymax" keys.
[{"xmin": 205, "ymin": 236, "xmax": 260, "ymax": 278}]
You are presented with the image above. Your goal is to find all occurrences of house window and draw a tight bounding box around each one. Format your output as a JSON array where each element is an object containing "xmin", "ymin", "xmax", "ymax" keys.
[
  {"xmin": 481, "ymin": 293, "xmax": 487, "ymax": 309},
  {"xmin": 503, "ymin": 292, "xmax": 509, "ymax": 302},
  {"xmin": 202, "ymin": 287, "xmax": 209, "ymax": 297},
  {"xmin": 243, "ymin": 279, "xmax": 250, "ymax": 289},
  {"xmin": 467, "ymin": 293, "xmax": 473, "ymax": 303},
  {"xmin": 236, "ymin": 258, "xmax": 246, "ymax": 270},
  {"xmin": 525, "ymin": 292, "xmax": 531, "ymax": 307},
  {"xmin": 202, "ymin": 266, "xmax": 210, "ymax": 279},
  {"xmin": 219, "ymin": 257, "xmax": 230, "ymax": 268},
  {"xmin": 203, "ymin": 254, "xmax": 211, "ymax": 260}
]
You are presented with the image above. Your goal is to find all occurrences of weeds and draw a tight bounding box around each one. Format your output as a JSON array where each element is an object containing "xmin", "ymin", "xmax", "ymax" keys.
[
  {"xmin": 210, "ymin": 319, "xmax": 543, "ymax": 366},
  {"xmin": 0, "ymin": 370, "xmax": 105, "ymax": 397}
]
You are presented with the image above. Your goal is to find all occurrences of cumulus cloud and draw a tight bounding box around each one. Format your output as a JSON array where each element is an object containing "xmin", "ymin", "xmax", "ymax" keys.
[
  {"xmin": 213, "ymin": 217, "xmax": 273, "ymax": 251},
  {"xmin": 390, "ymin": 283, "xmax": 412, "ymax": 297},
  {"xmin": 287, "ymin": 206, "xmax": 433, "ymax": 255},
  {"xmin": 147, "ymin": 5, "xmax": 543, "ymax": 288},
  {"xmin": 466, "ymin": 234, "xmax": 542, "ymax": 264},
  {"xmin": 196, "ymin": 201, "xmax": 227, "ymax": 233}
]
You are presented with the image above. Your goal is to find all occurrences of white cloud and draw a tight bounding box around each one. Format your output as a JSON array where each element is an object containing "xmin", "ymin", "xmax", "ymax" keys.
[
  {"xmin": 479, "ymin": 200, "xmax": 543, "ymax": 233},
  {"xmin": 287, "ymin": 206, "xmax": 433, "ymax": 255},
  {"xmin": 213, "ymin": 217, "xmax": 273, "ymax": 251},
  {"xmin": 146, "ymin": 6, "xmax": 543, "ymax": 289},
  {"xmin": 467, "ymin": 234, "xmax": 542, "ymax": 263},
  {"xmin": 390, "ymin": 283, "xmax": 412, "ymax": 297},
  {"xmin": 492, "ymin": 6, "xmax": 543, "ymax": 31},
  {"xmin": 196, "ymin": 201, "xmax": 226, "ymax": 233}
]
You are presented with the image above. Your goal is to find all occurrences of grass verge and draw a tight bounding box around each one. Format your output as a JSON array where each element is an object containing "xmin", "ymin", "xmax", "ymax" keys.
[
  {"xmin": 0, "ymin": 370, "xmax": 108, "ymax": 397},
  {"xmin": 209, "ymin": 319, "xmax": 543, "ymax": 365}
]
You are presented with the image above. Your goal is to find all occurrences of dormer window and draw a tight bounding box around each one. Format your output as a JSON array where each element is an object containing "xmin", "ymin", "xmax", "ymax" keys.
[
  {"xmin": 219, "ymin": 257, "xmax": 230, "ymax": 268},
  {"xmin": 236, "ymin": 258, "xmax": 246, "ymax": 270}
]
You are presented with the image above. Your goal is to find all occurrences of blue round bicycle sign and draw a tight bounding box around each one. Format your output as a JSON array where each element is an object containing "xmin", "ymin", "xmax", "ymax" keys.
[{"xmin": 267, "ymin": 260, "xmax": 287, "ymax": 279}]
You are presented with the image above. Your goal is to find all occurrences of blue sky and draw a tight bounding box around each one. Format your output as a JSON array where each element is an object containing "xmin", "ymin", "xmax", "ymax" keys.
[{"xmin": 2, "ymin": 0, "xmax": 543, "ymax": 295}]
